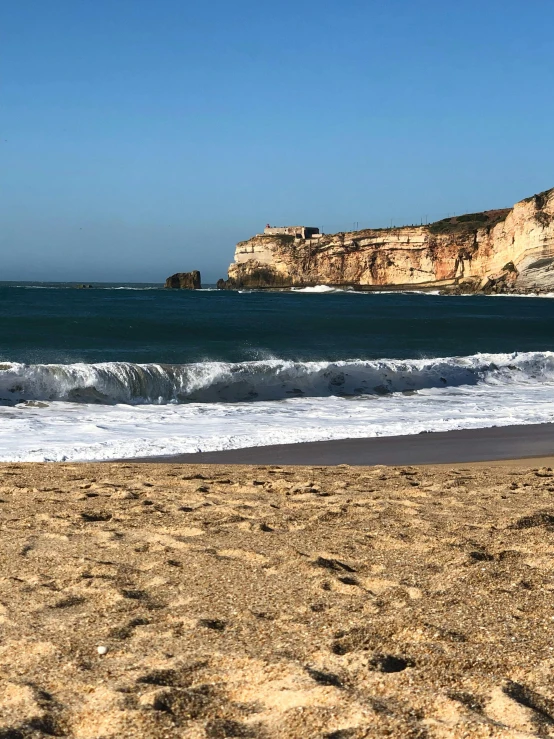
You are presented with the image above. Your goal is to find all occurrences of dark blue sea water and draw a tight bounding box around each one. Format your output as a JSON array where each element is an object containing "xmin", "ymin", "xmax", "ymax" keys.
[
  {"xmin": 1, "ymin": 282, "xmax": 554, "ymax": 462},
  {"xmin": 1, "ymin": 282, "xmax": 554, "ymax": 364}
]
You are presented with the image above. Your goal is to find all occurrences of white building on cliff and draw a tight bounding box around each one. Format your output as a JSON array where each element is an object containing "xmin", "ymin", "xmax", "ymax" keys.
[{"xmin": 262, "ymin": 224, "xmax": 321, "ymax": 240}]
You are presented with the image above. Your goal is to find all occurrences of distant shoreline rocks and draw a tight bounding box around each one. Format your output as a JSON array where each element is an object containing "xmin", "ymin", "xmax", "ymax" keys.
[{"xmin": 164, "ymin": 271, "xmax": 201, "ymax": 289}]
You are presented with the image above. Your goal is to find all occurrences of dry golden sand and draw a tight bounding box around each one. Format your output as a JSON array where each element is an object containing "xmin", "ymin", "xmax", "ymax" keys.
[{"xmin": 1, "ymin": 461, "xmax": 554, "ymax": 738}]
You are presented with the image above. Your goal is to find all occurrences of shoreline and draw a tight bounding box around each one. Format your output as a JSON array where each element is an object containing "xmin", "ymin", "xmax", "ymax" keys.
[
  {"xmin": 134, "ymin": 422, "xmax": 554, "ymax": 466},
  {"xmin": 218, "ymin": 282, "xmax": 554, "ymax": 296}
]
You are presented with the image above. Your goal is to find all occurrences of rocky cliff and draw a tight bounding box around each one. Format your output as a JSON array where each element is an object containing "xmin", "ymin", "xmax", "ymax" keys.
[{"xmin": 221, "ymin": 188, "xmax": 554, "ymax": 293}]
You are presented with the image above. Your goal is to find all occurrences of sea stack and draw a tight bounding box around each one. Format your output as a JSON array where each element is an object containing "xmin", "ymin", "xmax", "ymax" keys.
[{"xmin": 164, "ymin": 271, "xmax": 201, "ymax": 289}]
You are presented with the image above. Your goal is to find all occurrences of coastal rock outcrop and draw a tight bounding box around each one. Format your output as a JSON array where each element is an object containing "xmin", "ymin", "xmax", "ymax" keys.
[
  {"xmin": 165, "ymin": 271, "xmax": 201, "ymax": 289},
  {"xmin": 220, "ymin": 188, "xmax": 554, "ymax": 293}
]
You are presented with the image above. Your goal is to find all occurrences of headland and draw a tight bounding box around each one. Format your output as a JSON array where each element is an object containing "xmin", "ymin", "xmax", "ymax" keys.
[{"xmin": 218, "ymin": 187, "xmax": 554, "ymax": 294}]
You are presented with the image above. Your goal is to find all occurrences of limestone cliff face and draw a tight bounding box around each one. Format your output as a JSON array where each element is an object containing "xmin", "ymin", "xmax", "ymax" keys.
[{"xmin": 223, "ymin": 189, "xmax": 554, "ymax": 292}]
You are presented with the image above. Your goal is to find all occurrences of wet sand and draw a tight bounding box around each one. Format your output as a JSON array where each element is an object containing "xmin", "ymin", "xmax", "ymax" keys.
[
  {"xmin": 141, "ymin": 423, "xmax": 554, "ymax": 466},
  {"xmin": 2, "ymin": 460, "xmax": 554, "ymax": 737}
]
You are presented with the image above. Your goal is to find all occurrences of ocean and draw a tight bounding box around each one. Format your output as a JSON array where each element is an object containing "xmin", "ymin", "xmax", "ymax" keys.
[{"xmin": 1, "ymin": 281, "xmax": 554, "ymax": 462}]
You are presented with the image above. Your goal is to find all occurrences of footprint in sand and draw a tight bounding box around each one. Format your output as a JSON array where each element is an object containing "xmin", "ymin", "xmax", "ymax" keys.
[{"xmin": 217, "ymin": 549, "xmax": 270, "ymax": 564}]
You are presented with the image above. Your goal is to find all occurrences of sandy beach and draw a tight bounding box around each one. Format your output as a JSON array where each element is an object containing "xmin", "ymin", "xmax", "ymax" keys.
[{"xmin": 2, "ymin": 459, "xmax": 554, "ymax": 737}]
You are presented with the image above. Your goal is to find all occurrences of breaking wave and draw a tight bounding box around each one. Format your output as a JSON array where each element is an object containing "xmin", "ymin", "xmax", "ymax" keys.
[
  {"xmin": 291, "ymin": 285, "xmax": 350, "ymax": 293},
  {"xmin": 1, "ymin": 352, "xmax": 554, "ymax": 405}
]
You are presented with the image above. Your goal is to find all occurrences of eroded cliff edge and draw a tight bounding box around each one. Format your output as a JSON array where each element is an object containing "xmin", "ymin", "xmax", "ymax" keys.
[{"xmin": 221, "ymin": 188, "xmax": 554, "ymax": 293}]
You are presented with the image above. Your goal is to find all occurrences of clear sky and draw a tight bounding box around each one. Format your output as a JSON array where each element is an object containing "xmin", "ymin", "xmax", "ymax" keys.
[{"xmin": 2, "ymin": 0, "xmax": 554, "ymax": 283}]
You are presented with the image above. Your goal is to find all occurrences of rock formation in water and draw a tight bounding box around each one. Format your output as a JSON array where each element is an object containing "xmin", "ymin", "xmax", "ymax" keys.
[
  {"xmin": 218, "ymin": 188, "xmax": 554, "ymax": 293},
  {"xmin": 165, "ymin": 271, "xmax": 201, "ymax": 289}
]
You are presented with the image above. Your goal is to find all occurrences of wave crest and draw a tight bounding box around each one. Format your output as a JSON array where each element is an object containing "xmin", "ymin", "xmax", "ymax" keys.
[{"xmin": 0, "ymin": 352, "xmax": 553, "ymax": 405}]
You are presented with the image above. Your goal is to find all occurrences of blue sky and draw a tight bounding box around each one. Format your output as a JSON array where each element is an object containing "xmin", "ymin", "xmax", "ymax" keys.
[{"xmin": 2, "ymin": 0, "xmax": 554, "ymax": 282}]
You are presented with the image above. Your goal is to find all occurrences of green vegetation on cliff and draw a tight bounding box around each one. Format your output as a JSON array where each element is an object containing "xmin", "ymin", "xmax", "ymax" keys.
[
  {"xmin": 522, "ymin": 188, "xmax": 554, "ymax": 228},
  {"xmin": 427, "ymin": 209, "xmax": 510, "ymax": 235},
  {"xmin": 522, "ymin": 187, "xmax": 554, "ymax": 207}
]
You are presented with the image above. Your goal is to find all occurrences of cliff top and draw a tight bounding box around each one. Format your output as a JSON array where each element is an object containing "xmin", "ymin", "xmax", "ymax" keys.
[
  {"xmin": 522, "ymin": 186, "xmax": 554, "ymax": 207},
  {"xmin": 237, "ymin": 187, "xmax": 554, "ymax": 248},
  {"xmin": 427, "ymin": 209, "xmax": 511, "ymax": 235},
  {"xmin": 239, "ymin": 210, "xmax": 513, "ymax": 246}
]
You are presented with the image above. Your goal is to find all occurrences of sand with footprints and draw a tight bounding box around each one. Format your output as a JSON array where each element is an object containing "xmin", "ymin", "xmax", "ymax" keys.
[{"xmin": 1, "ymin": 461, "xmax": 554, "ymax": 737}]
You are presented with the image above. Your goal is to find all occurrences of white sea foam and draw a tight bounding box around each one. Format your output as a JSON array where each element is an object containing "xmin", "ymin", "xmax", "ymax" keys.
[
  {"xmin": 0, "ymin": 351, "xmax": 553, "ymax": 461},
  {"xmin": 291, "ymin": 285, "xmax": 349, "ymax": 293},
  {"xmin": 360, "ymin": 289, "xmax": 442, "ymax": 295},
  {"xmin": 489, "ymin": 292, "xmax": 554, "ymax": 299},
  {"xmin": 0, "ymin": 380, "xmax": 553, "ymax": 462}
]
